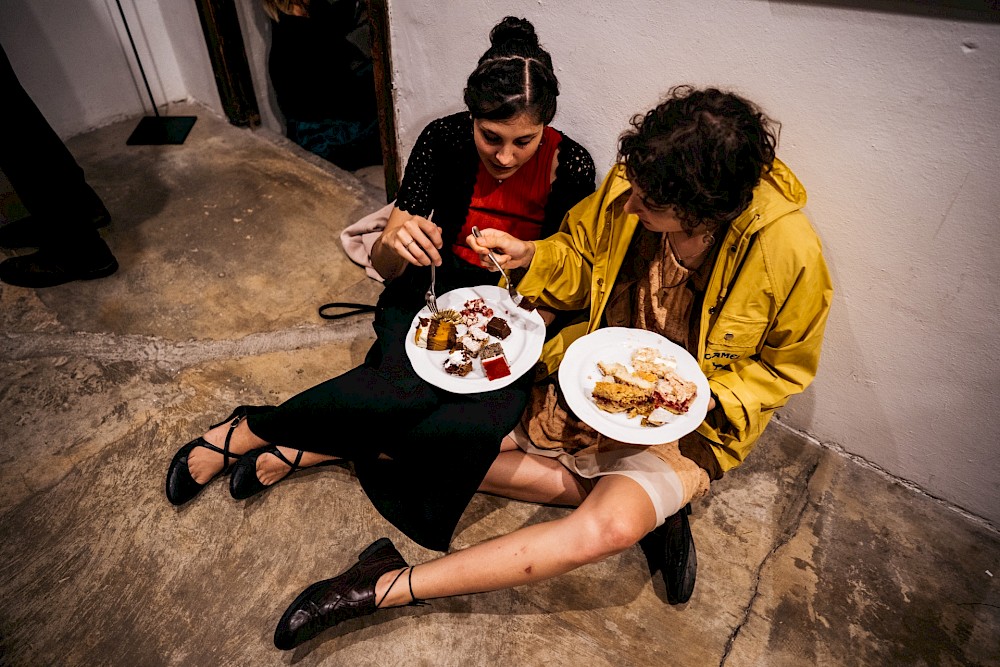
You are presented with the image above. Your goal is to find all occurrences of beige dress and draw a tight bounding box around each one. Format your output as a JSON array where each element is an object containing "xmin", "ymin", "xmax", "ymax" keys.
[{"xmin": 512, "ymin": 227, "xmax": 715, "ymax": 523}]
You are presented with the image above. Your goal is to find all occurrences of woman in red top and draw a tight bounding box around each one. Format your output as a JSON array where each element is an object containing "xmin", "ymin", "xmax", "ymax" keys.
[{"xmin": 164, "ymin": 17, "xmax": 595, "ymax": 554}]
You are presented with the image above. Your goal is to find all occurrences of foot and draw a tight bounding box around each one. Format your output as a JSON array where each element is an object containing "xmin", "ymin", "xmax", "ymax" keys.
[
  {"xmin": 0, "ymin": 241, "xmax": 117, "ymax": 287},
  {"xmin": 165, "ymin": 405, "xmax": 272, "ymax": 506},
  {"xmin": 661, "ymin": 504, "xmax": 696, "ymax": 604},
  {"xmin": 187, "ymin": 418, "xmax": 265, "ymax": 484},
  {"xmin": 641, "ymin": 504, "xmax": 697, "ymax": 605},
  {"xmin": 230, "ymin": 445, "xmax": 339, "ymax": 500},
  {"xmin": 274, "ymin": 538, "xmax": 409, "ymax": 650},
  {"xmin": 256, "ymin": 447, "xmax": 337, "ymax": 486}
]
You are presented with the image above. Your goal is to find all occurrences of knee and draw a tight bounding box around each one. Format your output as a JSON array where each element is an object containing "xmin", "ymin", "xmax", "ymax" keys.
[{"xmin": 572, "ymin": 511, "xmax": 648, "ymax": 564}]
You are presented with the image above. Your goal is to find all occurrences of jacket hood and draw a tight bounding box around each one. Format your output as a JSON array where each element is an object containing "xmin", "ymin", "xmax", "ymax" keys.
[
  {"xmin": 729, "ymin": 158, "xmax": 807, "ymax": 240},
  {"xmin": 708, "ymin": 158, "xmax": 807, "ymax": 301}
]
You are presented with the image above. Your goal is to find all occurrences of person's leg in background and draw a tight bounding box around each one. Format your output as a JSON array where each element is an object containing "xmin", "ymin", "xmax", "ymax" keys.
[{"xmin": 0, "ymin": 43, "xmax": 118, "ymax": 288}]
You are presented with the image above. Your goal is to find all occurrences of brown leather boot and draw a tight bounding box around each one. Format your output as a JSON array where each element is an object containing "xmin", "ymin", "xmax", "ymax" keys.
[{"xmin": 273, "ymin": 538, "xmax": 411, "ymax": 650}]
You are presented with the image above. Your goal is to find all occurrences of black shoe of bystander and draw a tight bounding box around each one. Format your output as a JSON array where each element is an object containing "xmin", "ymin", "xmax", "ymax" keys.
[{"xmin": 0, "ymin": 238, "xmax": 118, "ymax": 288}]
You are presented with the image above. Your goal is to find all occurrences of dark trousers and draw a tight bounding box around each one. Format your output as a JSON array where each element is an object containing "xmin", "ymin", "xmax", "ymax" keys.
[
  {"xmin": 246, "ymin": 281, "xmax": 533, "ymax": 551},
  {"xmin": 0, "ymin": 43, "xmax": 107, "ymax": 245}
]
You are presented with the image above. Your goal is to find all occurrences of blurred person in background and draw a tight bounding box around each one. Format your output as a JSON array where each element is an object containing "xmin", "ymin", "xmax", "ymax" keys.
[
  {"xmin": 262, "ymin": 0, "xmax": 382, "ymax": 171},
  {"xmin": 0, "ymin": 43, "xmax": 117, "ymax": 288}
]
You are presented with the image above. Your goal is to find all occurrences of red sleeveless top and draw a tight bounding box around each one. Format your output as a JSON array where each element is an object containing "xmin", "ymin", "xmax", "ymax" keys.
[{"xmin": 452, "ymin": 125, "xmax": 563, "ymax": 266}]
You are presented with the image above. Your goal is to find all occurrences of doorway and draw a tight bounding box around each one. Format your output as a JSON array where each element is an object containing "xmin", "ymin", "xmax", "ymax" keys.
[{"xmin": 194, "ymin": 0, "xmax": 400, "ymax": 202}]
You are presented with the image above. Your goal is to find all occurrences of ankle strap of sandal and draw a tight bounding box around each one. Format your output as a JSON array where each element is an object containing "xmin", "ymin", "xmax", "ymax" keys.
[
  {"xmin": 222, "ymin": 413, "xmax": 244, "ymax": 469},
  {"xmin": 375, "ymin": 566, "xmax": 428, "ymax": 609},
  {"xmin": 407, "ymin": 565, "xmax": 427, "ymax": 606},
  {"xmin": 269, "ymin": 446, "xmax": 305, "ymax": 473},
  {"xmin": 375, "ymin": 567, "xmax": 408, "ymax": 609}
]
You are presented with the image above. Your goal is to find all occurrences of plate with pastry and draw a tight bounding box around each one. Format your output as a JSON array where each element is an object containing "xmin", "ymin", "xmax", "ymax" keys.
[
  {"xmin": 405, "ymin": 285, "xmax": 545, "ymax": 394},
  {"xmin": 558, "ymin": 327, "xmax": 710, "ymax": 444}
]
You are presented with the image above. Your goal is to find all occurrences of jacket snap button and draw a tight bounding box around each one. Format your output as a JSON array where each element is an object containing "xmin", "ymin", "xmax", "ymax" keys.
[
  {"xmin": 729, "ymin": 245, "xmax": 737, "ymax": 252},
  {"xmin": 724, "ymin": 332, "xmax": 734, "ymax": 341},
  {"xmin": 596, "ymin": 278, "xmax": 604, "ymax": 287},
  {"xmin": 708, "ymin": 307, "xmax": 716, "ymax": 314}
]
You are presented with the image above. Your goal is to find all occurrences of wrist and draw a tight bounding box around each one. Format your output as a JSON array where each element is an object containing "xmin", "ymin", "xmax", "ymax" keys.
[
  {"xmin": 372, "ymin": 236, "xmax": 406, "ymax": 281},
  {"xmin": 524, "ymin": 240, "xmax": 537, "ymax": 267}
]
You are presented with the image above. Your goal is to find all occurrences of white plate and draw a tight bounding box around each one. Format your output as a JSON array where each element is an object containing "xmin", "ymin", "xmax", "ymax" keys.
[
  {"xmin": 558, "ymin": 327, "xmax": 710, "ymax": 445},
  {"xmin": 405, "ymin": 285, "xmax": 545, "ymax": 394}
]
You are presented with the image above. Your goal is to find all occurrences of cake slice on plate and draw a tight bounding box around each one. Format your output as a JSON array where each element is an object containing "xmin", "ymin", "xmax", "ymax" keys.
[
  {"xmin": 480, "ymin": 342, "xmax": 511, "ymax": 380},
  {"xmin": 443, "ymin": 349, "xmax": 473, "ymax": 377}
]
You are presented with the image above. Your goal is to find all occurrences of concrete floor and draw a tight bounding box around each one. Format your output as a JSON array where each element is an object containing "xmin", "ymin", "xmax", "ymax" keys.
[{"xmin": 0, "ymin": 104, "xmax": 997, "ymax": 667}]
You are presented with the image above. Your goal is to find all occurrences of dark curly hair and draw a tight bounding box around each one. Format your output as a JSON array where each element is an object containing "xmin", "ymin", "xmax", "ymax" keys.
[
  {"xmin": 618, "ymin": 85, "xmax": 779, "ymax": 230},
  {"xmin": 463, "ymin": 17, "xmax": 559, "ymax": 125}
]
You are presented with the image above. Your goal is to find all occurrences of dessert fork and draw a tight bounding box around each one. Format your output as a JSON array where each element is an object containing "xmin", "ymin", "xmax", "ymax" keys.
[
  {"xmin": 471, "ymin": 226, "xmax": 522, "ymax": 307},
  {"xmin": 425, "ymin": 263, "xmax": 439, "ymax": 314}
]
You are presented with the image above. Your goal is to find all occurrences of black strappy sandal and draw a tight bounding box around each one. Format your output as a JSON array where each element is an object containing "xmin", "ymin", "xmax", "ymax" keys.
[{"xmin": 164, "ymin": 405, "xmax": 268, "ymax": 506}]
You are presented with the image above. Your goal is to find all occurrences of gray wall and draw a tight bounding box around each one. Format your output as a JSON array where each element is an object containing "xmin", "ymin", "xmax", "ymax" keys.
[{"xmin": 0, "ymin": 0, "xmax": 217, "ymax": 137}]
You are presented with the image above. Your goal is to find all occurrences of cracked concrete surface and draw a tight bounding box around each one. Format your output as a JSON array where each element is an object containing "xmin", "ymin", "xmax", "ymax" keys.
[
  {"xmin": 0, "ymin": 105, "xmax": 997, "ymax": 666},
  {"xmin": 1, "ymin": 320, "xmax": 374, "ymax": 369}
]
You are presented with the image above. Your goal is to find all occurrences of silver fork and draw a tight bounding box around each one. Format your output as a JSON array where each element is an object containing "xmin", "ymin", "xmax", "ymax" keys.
[
  {"xmin": 471, "ymin": 226, "xmax": 522, "ymax": 307},
  {"xmin": 425, "ymin": 263, "xmax": 439, "ymax": 313}
]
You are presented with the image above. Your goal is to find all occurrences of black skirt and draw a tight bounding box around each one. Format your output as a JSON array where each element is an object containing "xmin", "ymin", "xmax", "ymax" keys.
[{"xmin": 248, "ymin": 256, "xmax": 532, "ymax": 551}]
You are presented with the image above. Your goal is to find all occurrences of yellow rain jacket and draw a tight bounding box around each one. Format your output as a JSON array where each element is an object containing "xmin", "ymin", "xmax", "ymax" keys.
[{"xmin": 518, "ymin": 160, "xmax": 833, "ymax": 471}]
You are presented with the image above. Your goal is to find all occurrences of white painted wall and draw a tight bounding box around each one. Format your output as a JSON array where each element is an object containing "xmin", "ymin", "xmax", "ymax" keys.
[
  {"xmin": 157, "ymin": 0, "xmax": 221, "ymax": 115},
  {"xmin": 0, "ymin": 0, "xmax": 217, "ymax": 139},
  {"xmin": 2, "ymin": 0, "xmax": 998, "ymax": 526},
  {"xmin": 386, "ymin": 0, "xmax": 1000, "ymax": 526}
]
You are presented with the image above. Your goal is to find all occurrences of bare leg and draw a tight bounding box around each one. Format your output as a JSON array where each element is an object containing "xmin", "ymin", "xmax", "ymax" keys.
[
  {"xmin": 375, "ymin": 474, "xmax": 658, "ymax": 606},
  {"xmin": 479, "ymin": 441, "xmax": 589, "ymax": 505}
]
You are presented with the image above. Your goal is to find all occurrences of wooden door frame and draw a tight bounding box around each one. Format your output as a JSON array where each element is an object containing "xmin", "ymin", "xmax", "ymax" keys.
[
  {"xmin": 193, "ymin": 0, "xmax": 261, "ymax": 128},
  {"xmin": 367, "ymin": 0, "xmax": 400, "ymax": 201}
]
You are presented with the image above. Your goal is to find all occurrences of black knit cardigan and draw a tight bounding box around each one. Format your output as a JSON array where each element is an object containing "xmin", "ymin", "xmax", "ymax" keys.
[{"xmin": 396, "ymin": 111, "xmax": 595, "ymax": 243}]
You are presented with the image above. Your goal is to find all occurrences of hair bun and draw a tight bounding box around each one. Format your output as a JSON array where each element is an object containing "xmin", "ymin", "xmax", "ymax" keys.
[{"xmin": 489, "ymin": 16, "xmax": 539, "ymax": 49}]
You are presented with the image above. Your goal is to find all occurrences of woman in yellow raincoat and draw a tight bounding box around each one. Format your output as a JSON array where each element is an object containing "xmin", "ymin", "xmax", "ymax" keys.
[{"xmin": 271, "ymin": 85, "xmax": 833, "ymax": 650}]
